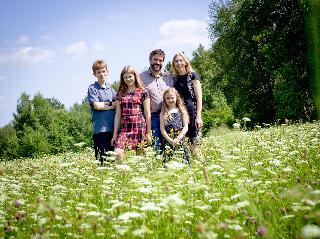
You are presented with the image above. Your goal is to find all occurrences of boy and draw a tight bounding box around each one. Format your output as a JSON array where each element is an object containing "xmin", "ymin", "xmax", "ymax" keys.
[{"xmin": 87, "ymin": 59, "xmax": 116, "ymax": 162}]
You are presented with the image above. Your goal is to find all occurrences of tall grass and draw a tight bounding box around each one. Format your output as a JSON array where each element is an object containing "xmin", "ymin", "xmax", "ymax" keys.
[{"xmin": 0, "ymin": 122, "xmax": 319, "ymax": 238}]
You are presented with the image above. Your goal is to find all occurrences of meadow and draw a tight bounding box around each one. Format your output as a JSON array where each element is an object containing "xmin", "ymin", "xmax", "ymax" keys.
[{"xmin": 0, "ymin": 122, "xmax": 319, "ymax": 238}]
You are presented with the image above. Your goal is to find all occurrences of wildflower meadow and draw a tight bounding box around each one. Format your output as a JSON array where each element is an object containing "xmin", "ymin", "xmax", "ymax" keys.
[{"xmin": 0, "ymin": 122, "xmax": 319, "ymax": 238}]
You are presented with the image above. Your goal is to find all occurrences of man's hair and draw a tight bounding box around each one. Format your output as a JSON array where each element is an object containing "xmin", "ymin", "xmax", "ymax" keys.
[
  {"xmin": 149, "ymin": 49, "xmax": 165, "ymax": 61},
  {"xmin": 92, "ymin": 59, "xmax": 108, "ymax": 73}
]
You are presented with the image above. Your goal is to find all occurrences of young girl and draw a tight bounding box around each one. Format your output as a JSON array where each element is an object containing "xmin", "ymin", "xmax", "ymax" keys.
[
  {"xmin": 111, "ymin": 65, "xmax": 151, "ymax": 160},
  {"xmin": 160, "ymin": 88, "xmax": 190, "ymax": 163}
]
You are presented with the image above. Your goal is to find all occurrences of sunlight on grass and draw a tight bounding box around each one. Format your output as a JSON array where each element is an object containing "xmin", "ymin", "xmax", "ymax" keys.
[{"xmin": 0, "ymin": 122, "xmax": 319, "ymax": 238}]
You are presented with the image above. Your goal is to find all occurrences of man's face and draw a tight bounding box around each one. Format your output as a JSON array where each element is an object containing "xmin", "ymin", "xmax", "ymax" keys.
[{"xmin": 149, "ymin": 54, "xmax": 164, "ymax": 72}]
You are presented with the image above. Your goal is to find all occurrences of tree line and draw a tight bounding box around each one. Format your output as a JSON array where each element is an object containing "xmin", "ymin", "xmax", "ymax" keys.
[
  {"xmin": 0, "ymin": 93, "xmax": 92, "ymax": 159},
  {"xmin": 191, "ymin": 0, "xmax": 319, "ymax": 128},
  {"xmin": 1, "ymin": 0, "xmax": 319, "ymax": 159}
]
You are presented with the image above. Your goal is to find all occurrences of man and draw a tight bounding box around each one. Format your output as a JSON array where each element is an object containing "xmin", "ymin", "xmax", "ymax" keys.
[{"xmin": 140, "ymin": 49, "xmax": 173, "ymax": 151}]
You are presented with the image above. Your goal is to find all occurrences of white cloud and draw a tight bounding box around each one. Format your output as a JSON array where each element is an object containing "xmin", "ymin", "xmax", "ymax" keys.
[
  {"xmin": 65, "ymin": 41, "xmax": 88, "ymax": 56},
  {"xmin": 0, "ymin": 96, "xmax": 4, "ymax": 103},
  {"xmin": 0, "ymin": 46, "xmax": 55, "ymax": 65},
  {"xmin": 156, "ymin": 19, "xmax": 210, "ymax": 49},
  {"xmin": 16, "ymin": 34, "xmax": 29, "ymax": 45}
]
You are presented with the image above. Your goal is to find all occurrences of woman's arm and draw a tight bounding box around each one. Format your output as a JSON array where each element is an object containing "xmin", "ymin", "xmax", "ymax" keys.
[
  {"xmin": 111, "ymin": 100, "xmax": 121, "ymax": 145},
  {"xmin": 193, "ymin": 78, "xmax": 203, "ymax": 128}
]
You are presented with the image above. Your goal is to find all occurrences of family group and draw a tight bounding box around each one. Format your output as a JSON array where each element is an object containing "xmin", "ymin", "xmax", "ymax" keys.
[{"xmin": 87, "ymin": 49, "xmax": 203, "ymax": 163}]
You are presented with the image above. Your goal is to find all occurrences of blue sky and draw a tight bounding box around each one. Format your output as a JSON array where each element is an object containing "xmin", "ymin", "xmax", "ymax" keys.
[{"xmin": 0, "ymin": 0, "xmax": 212, "ymax": 127}]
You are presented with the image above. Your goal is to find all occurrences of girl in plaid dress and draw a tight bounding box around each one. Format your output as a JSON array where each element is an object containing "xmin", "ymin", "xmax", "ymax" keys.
[
  {"xmin": 160, "ymin": 88, "xmax": 190, "ymax": 163},
  {"xmin": 111, "ymin": 65, "xmax": 151, "ymax": 160}
]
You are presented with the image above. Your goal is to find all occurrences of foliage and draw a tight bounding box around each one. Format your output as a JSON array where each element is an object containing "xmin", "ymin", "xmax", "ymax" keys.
[
  {"xmin": 18, "ymin": 125, "xmax": 51, "ymax": 158},
  {"xmin": 191, "ymin": 45, "xmax": 234, "ymax": 133},
  {"xmin": 191, "ymin": 45, "xmax": 226, "ymax": 109},
  {"xmin": 112, "ymin": 81, "xmax": 120, "ymax": 91},
  {"xmin": 202, "ymin": 106, "xmax": 234, "ymax": 135},
  {"xmin": 0, "ymin": 92, "xmax": 94, "ymax": 159},
  {"xmin": 304, "ymin": 0, "xmax": 320, "ymax": 118},
  {"xmin": 0, "ymin": 124, "xmax": 19, "ymax": 160},
  {"xmin": 164, "ymin": 60, "xmax": 172, "ymax": 72},
  {"xmin": 68, "ymin": 98, "xmax": 92, "ymax": 149},
  {"xmin": 0, "ymin": 122, "xmax": 319, "ymax": 238},
  {"xmin": 208, "ymin": 0, "xmax": 316, "ymax": 122}
]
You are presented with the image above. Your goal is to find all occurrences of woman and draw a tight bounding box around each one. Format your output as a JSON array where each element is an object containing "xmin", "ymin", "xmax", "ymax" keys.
[{"xmin": 171, "ymin": 52, "xmax": 203, "ymax": 155}]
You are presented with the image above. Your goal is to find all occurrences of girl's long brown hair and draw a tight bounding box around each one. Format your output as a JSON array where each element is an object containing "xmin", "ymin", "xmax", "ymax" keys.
[
  {"xmin": 117, "ymin": 65, "xmax": 144, "ymax": 94},
  {"xmin": 161, "ymin": 88, "xmax": 189, "ymax": 124}
]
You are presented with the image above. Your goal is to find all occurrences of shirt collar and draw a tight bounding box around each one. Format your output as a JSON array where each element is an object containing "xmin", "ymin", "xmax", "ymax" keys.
[
  {"xmin": 95, "ymin": 81, "xmax": 109, "ymax": 89},
  {"xmin": 148, "ymin": 68, "xmax": 164, "ymax": 77}
]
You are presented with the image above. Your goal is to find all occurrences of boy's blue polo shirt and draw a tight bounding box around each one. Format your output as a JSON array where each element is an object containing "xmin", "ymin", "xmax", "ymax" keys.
[{"xmin": 87, "ymin": 82, "xmax": 116, "ymax": 134}]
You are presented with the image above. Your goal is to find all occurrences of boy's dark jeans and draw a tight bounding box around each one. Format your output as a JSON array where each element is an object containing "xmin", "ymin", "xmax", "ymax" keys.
[{"xmin": 93, "ymin": 131, "xmax": 114, "ymax": 159}]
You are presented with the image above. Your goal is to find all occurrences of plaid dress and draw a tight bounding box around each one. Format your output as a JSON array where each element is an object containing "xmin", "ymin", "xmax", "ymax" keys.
[{"xmin": 114, "ymin": 88, "xmax": 149, "ymax": 150}]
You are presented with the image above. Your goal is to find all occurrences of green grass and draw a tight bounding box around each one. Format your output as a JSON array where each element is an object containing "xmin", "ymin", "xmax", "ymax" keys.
[{"xmin": 0, "ymin": 122, "xmax": 319, "ymax": 238}]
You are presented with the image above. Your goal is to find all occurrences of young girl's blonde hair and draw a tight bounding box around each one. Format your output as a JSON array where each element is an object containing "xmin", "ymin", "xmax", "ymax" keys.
[
  {"xmin": 161, "ymin": 88, "xmax": 189, "ymax": 124},
  {"xmin": 118, "ymin": 65, "xmax": 144, "ymax": 93},
  {"xmin": 171, "ymin": 52, "xmax": 193, "ymax": 76}
]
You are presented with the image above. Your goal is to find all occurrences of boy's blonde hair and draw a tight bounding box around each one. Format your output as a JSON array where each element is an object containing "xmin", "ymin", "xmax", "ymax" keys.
[
  {"xmin": 161, "ymin": 88, "xmax": 189, "ymax": 124},
  {"xmin": 117, "ymin": 65, "xmax": 144, "ymax": 94},
  {"xmin": 171, "ymin": 52, "xmax": 193, "ymax": 76},
  {"xmin": 92, "ymin": 59, "xmax": 108, "ymax": 74}
]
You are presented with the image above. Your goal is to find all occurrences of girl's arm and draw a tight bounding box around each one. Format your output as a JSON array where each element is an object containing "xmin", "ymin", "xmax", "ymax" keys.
[
  {"xmin": 174, "ymin": 113, "xmax": 189, "ymax": 143},
  {"xmin": 143, "ymin": 97, "xmax": 151, "ymax": 136},
  {"xmin": 193, "ymin": 78, "xmax": 203, "ymax": 128},
  {"xmin": 160, "ymin": 112, "xmax": 176, "ymax": 146},
  {"xmin": 111, "ymin": 100, "xmax": 121, "ymax": 145}
]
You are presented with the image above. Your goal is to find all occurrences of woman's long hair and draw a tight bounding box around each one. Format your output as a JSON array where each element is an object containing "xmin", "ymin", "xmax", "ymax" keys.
[
  {"xmin": 171, "ymin": 52, "xmax": 193, "ymax": 76},
  {"xmin": 161, "ymin": 88, "xmax": 189, "ymax": 124},
  {"xmin": 117, "ymin": 65, "xmax": 144, "ymax": 94}
]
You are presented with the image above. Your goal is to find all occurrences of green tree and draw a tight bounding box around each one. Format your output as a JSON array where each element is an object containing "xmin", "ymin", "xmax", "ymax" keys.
[
  {"xmin": 68, "ymin": 98, "xmax": 92, "ymax": 148},
  {"xmin": 191, "ymin": 45, "xmax": 234, "ymax": 134},
  {"xmin": 165, "ymin": 61, "xmax": 172, "ymax": 72},
  {"xmin": 18, "ymin": 125, "xmax": 51, "ymax": 158},
  {"xmin": 208, "ymin": 0, "xmax": 316, "ymax": 122},
  {"xmin": 0, "ymin": 124, "xmax": 19, "ymax": 160},
  {"xmin": 13, "ymin": 93, "xmax": 36, "ymax": 134}
]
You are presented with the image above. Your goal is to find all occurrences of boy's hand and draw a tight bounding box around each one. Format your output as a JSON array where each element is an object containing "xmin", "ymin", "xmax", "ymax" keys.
[{"xmin": 111, "ymin": 136, "xmax": 116, "ymax": 146}]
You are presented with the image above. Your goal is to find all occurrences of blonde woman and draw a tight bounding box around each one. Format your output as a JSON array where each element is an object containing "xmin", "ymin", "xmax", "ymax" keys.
[{"xmin": 171, "ymin": 52, "xmax": 203, "ymax": 155}]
